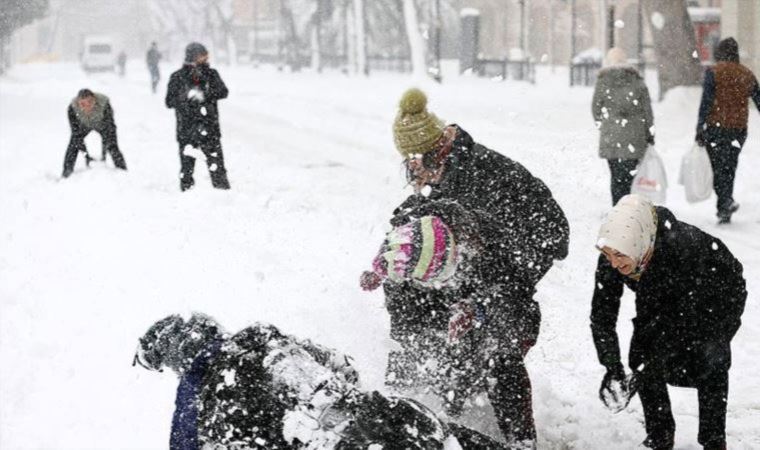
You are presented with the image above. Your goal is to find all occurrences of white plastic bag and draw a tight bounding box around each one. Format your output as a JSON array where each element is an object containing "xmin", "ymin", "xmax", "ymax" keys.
[
  {"xmin": 678, "ymin": 144, "xmax": 713, "ymax": 203},
  {"xmin": 631, "ymin": 146, "xmax": 668, "ymax": 204}
]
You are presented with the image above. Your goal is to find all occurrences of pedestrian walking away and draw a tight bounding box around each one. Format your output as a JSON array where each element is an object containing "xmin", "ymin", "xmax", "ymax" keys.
[
  {"xmin": 62, "ymin": 88, "xmax": 127, "ymax": 178},
  {"xmin": 592, "ymin": 47, "xmax": 655, "ymax": 206},
  {"xmin": 591, "ymin": 194, "xmax": 747, "ymax": 450},
  {"xmin": 695, "ymin": 37, "xmax": 760, "ymax": 224},
  {"xmin": 166, "ymin": 42, "xmax": 230, "ymax": 191}
]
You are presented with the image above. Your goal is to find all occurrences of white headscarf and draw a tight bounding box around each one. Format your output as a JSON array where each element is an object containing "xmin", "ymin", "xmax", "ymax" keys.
[{"xmin": 596, "ymin": 194, "xmax": 657, "ymax": 265}]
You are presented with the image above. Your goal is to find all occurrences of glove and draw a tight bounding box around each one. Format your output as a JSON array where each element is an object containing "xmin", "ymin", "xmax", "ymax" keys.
[
  {"xmin": 359, "ymin": 271, "xmax": 382, "ymax": 291},
  {"xmin": 599, "ymin": 364, "xmax": 637, "ymax": 413},
  {"xmin": 695, "ymin": 130, "xmax": 706, "ymax": 147},
  {"xmin": 448, "ymin": 301, "xmax": 483, "ymax": 343}
]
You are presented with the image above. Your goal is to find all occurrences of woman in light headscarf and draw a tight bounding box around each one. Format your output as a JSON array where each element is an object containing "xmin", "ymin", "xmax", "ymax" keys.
[{"xmin": 590, "ymin": 195, "xmax": 746, "ymax": 450}]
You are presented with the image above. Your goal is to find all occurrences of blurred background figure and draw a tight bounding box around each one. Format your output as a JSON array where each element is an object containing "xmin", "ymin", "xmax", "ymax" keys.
[
  {"xmin": 117, "ymin": 50, "xmax": 127, "ymax": 77},
  {"xmin": 592, "ymin": 47, "xmax": 654, "ymax": 206},
  {"xmin": 146, "ymin": 42, "xmax": 161, "ymax": 93},
  {"xmin": 62, "ymin": 88, "xmax": 127, "ymax": 178}
]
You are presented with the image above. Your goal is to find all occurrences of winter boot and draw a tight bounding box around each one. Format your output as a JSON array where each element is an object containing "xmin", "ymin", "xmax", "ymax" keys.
[
  {"xmin": 642, "ymin": 433, "xmax": 674, "ymax": 450},
  {"xmin": 717, "ymin": 201, "xmax": 740, "ymax": 224}
]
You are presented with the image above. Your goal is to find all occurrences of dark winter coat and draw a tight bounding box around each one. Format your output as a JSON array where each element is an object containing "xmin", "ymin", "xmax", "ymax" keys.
[
  {"xmin": 69, "ymin": 93, "xmax": 113, "ymax": 134},
  {"xmin": 696, "ymin": 62, "xmax": 760, "ymax": 135},
  {"xmin": 170, "ymin": 323, "xmax": 505, "ymax": 450},
  {"xmin": 165, "ymin": 64, "xmax": 228, "ymax": 145},
  {"xmin": 592, "ymin": 66, "xmax": 654, "ymax": 160},
  {"xmin": 591, "ymin": 207, "xmax": 746, "ymax": 385},
  {"xmin": 395, "ymin": 126, "xmax": 569, "ymax": 287},
  {"xmin": 146, "ymin": 47, "xmax": 161, "ymax": 69}
]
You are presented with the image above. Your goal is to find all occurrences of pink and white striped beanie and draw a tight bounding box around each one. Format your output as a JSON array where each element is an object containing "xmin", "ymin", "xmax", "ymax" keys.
[{"xmin": 372, "ymin": 216, "xmax": 458, "ymax": 286}]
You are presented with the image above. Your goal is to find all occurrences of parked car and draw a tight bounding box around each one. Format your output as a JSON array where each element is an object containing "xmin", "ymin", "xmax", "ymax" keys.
[{"xmin": 81, "ymin": 36, "xmax": 116, "ymax": 72}]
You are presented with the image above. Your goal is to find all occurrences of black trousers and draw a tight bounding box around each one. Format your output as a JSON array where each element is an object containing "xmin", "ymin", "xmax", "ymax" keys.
[
  {"xmin": 63, "ymin": 124, "xmax": 127, "ymax": 177},
  {"xmin": 704, "ymin": 127, "xmax": 746, "ymax": 217},
  {"xmin": 607, "ymin": 158, "xmax": 640, "ymax": 206},
  {"xmin": 637, "ymin": 368, "xmax": 729, "ymax": 448},
  {"xmin": 383, "ymin": 281, "xmax": 539, "ymax": 443},
  {"xmin": 178, "ymin": 139, "xmax": 230, "ymax": 191}
]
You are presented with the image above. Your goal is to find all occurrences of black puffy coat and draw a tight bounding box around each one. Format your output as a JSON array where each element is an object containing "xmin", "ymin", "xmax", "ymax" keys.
[
  {"xmin": 591, "ymin": 207, "xmax": 747, "ymax": 384},
  {"xmin": 165, "ymin": 64, "xmax": 228, "ymax": 144},
  {"xmin": 388, "ymin": 126, "xmax": 569, "ymax": 321}
]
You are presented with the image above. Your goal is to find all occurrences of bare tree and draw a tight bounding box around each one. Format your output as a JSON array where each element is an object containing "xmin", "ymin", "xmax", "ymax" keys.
[
  {"xmin": 0, "ymin": 0, "xmax": 48, "ymax": 74},
  {"xmin": 641, "ymin": 0, "xmax": 702, "ymax": 99},
  {"xmin": 403, "ymin": 0, "xmax": 427, "ymax": 78}
]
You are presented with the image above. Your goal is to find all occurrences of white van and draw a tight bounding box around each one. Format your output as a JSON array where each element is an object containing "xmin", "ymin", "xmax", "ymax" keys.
[{"xmin": 81, "ymin": 36, "xmax": 116, "ymax": 72}]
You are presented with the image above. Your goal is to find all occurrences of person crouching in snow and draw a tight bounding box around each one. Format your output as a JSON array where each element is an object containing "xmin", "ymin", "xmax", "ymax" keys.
[
  {"xmin": 591, "ymin": 194, "xmax": 747, "ymax": 450},
  {"xmin": 367, "ymin": 87, "xmax": 569, "ymax": 447},
  {"xmin": 166, "ymin": 43, "xmax": 230, "ymax": 191},
  {"xmin": 134, "ymin": 313, "xmax": 510, "ymax": 449},
  {"xmin": 62, "ymin": 89, "xmax": 127, "ymax": 178}
]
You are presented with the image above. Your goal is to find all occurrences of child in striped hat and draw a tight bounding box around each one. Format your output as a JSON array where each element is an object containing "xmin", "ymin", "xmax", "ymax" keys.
[{"xmin": 360, "ymin": 216, "xmax": 459, "ymax": 292}]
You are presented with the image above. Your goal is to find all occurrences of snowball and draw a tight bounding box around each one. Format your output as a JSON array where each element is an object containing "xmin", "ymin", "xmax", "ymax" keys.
[
  {"xmin": 200, "ymin": 106, "xmax": 207, "ymax": 116},
  {"xmin": 711, "ymin": 242, "xmax": 719, "ymax": 250},
  {"xmin": 210, "ymin": 163, "xmax": 218, "ymax": 172}
]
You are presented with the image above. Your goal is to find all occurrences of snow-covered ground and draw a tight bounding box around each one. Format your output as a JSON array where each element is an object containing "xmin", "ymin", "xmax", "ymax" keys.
[{"xmin": 1, "ymin": 61, "xmax": 758, "ymax": 449}]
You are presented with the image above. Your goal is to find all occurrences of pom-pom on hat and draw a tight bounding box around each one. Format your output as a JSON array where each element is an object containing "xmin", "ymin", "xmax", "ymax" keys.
[
  {"xmin": 373, "ymin": 216, "xmax": 458, "ymax": 286},
  {"xmin": 393, "ymin": 88, "xmax": 445, "ymax": 158}
]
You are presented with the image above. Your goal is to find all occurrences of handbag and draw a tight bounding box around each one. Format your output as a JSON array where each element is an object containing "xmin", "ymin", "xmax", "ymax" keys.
[
  {"xmin": 631, "ymin": 145, "xmax": 667, "ymax": 204},
  {"xmin": 678, "ymin": 144, "xmax": 713, "ymax": 203}
]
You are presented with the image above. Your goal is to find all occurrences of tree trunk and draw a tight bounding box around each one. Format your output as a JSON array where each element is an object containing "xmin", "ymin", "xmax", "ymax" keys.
[
  {"xmin": 353, "ymin": 0, "xmax": 367, "ymax": 75},
  {"xmin": 402, "ymin": 0, "xmax": 427, "ymax": 78},
  {"xmin": 641, "ymin": 0, "xmax": 702, "ymax": 100}
]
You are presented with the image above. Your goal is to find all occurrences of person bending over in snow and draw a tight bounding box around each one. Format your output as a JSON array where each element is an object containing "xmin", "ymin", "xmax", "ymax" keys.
[
  {"xmin": 62, "ymin": 88, "xmax": 127, "ymax": 178},
  {"xmin": 134, "ymin": 313, "xmax": 509, "ymax": 450},
  {"xmin": 166, "ymin": 42, "xmax": 230, "ymax": 191},
  {"xmin": 365, "ymin": 88, "xmax": 570, "ymax": 449},
  {"xmin": 591, "ymin": 194, "xmax": 746, "ymax": 450}
]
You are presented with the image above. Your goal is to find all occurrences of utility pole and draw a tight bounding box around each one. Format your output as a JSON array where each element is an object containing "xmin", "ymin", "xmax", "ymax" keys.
[
  {"xmin": 519, "ymin": 0, "xmax": 526, "ymax": 55},
  {"xmin": 434, "ymin": 0, "xmax": 442, "ymax": 82}
]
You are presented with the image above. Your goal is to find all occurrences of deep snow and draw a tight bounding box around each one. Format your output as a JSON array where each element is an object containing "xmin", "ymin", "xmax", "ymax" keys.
[{"xmin": 0, "ymin": 62, "xmax": 758, "ymax": 449}]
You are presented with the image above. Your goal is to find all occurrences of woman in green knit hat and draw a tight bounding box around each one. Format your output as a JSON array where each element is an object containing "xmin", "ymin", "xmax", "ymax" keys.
[{"xmin": 377, "ymin": 88, "xmax": 570, "ymax": 447}]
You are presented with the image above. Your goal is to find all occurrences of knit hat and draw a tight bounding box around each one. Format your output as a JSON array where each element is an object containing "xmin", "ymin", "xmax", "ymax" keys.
[
  {"xmin": 393, "ymin": 88, "xmax": 444, "ymax": 158},
  {"xmin": 604, "ymin": 47, "xmax": 627, "ymax": 67},
  {"xmin": 185, "ymin": 42, "xmax": 208, "ymax": 64},
  {"xmin": 596, "ymin": 194, "xmax": 657, "ymax": 266},
  {"xmin": 372, "ymin": 216, "xmax": 458, "ymax": 286},
  {"xmin": 715, "ymin": 37, "xmax": 739, "ymax": 63}
]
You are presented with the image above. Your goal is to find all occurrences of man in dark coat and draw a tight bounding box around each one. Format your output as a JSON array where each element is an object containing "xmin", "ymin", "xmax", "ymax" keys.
[
  {"xmin": 695, "ymin": 37, "xmax": 760, "ymax": 223},
  {"xmin": 591, "ymin": 194, "xmax": 746, "ymax": 450},
  {"xmin": 166, "ymin": 42, "xmax": 230, "ymax": 191},
  {"xmin": 134, "ymin": 313, "xmax": 510, "ymax": 450},
  {"xmin": 381, "ymin": 88, "xmax": 570, "ymax": 446},
  {"xmin": 146, "ymin": 42, "xmax": 161, "ymax": 93},
  {"xmin": 62, "ymin": 88, "xmax": 127, "ymax": 178}
]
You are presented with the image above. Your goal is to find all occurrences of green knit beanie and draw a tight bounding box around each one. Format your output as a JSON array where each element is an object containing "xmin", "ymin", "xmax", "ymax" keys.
[{"xmin": 393, "ymin": 88, "xmax": 444, "ymax": 158}]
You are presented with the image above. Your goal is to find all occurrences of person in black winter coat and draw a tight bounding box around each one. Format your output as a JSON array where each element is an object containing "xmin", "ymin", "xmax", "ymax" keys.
[
  {"xmin": 591, "ymin": 194, "xmax": 746, "ymax": 450},
  {"xmin": 377, "ymin": 88, "xmax": 570, "ymax": 446},
  {"xmin": 166, "ymin": 43, "xmax": 230, "ymax": 191},
  {"xmin": 62, "ymin": 88, "xmax": 127, "ymax": 178},
  {"xmin": 134, "ymin": 313, "xmax": 510, "ymax": 450}
]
